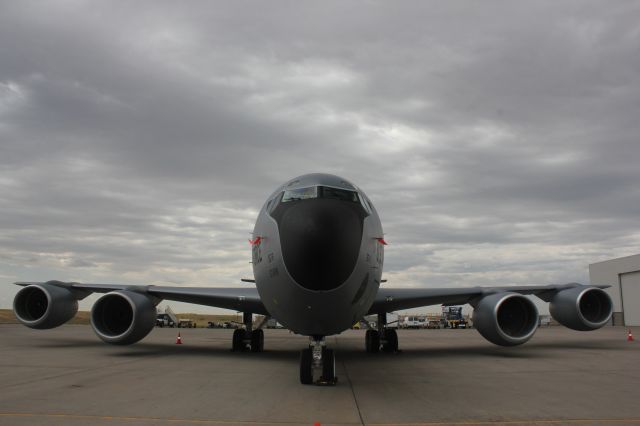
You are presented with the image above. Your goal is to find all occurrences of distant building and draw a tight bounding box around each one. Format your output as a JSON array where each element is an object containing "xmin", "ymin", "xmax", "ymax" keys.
[{"xmin": 590, "ymin": 254, "xmax": 640, "ymax": 326}]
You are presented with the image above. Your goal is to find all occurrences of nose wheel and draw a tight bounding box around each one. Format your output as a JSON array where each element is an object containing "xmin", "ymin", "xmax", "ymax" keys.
[{"xmin": 300, "ymin": 337, "xmax": 337, "ymax": 385}]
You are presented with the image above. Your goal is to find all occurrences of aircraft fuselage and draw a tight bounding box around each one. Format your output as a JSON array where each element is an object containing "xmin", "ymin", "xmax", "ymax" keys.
[{"xmin": 251, "ymin": 173, "xmax": 384, "ymax": 336}]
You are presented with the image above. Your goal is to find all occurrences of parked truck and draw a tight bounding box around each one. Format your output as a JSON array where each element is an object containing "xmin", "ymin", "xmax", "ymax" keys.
[
  {"xmin": 400, "ymin": 315, "xmax": 426, "ymax": 329},
  {"xmin": 156, "ymin": 306, "xmax": 179, "ymax": 327},
  {"xmin": 177, "ymin": 318, "xmax": 196, "ymax": 328},
  {"xmin": 441, "ymin": 306, "xmax": 467, "ymax": 329}
]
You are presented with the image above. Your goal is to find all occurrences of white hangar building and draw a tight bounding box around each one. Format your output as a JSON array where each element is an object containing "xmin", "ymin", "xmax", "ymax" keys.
[{"xmin": 589, "ymin": 253, "xmax": 640, "ymax": 326}]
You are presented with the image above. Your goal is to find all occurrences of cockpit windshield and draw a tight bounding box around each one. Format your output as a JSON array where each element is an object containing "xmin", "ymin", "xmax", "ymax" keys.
[
  {"xmin": 281, "ymin": 186, "xmax": 360, "ymax": 203},
  {"xmin": 282, "ymin": 186, "xmax": 318, "ymax": 202},
  {"xmin": 319, "ymin": 186, "xmax": 359, "ymax": 202}
]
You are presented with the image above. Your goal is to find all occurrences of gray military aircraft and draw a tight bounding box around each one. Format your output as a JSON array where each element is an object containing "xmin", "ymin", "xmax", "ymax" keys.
[{"xmin": 12, "ymin": 173, "xmax": 613, "ymax": 385}]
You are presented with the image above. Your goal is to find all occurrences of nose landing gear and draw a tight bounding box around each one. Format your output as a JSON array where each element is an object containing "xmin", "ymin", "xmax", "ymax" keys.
[{"xmin": 300, "ymin": 336, "xmax": 337, "ymax": 385}]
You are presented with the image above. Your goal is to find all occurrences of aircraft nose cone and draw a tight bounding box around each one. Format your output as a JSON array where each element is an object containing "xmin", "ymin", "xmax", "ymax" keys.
[{"xmin": 273, "ymin": 199, "xmax": 365, "ymax": 291}]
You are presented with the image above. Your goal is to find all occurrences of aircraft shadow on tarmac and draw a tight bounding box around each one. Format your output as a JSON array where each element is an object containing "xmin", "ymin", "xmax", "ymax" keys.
[
  {"xmin": 32, "ymin": 336, "xmax": 625, "ymax": 362},
  {"xmin": 33, "ymin": 337, "xmax": 298, "ymax": 360}
]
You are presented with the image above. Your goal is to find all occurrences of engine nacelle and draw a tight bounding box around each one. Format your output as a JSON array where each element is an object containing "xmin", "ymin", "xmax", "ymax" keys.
[
  {"xmin": 473, "ymin": 292, "xmax": 539, "ymax": 346},
  {"xmin": 91, "ymin": 290, "xmax": 157, "ymax": 345},
  {"xmin": 549, "ymin": 286, "xmax": 612, "ymax": 331},
  {"xmin": 13, "ymin": 283, "xmax": 79, "ymax": 329}
]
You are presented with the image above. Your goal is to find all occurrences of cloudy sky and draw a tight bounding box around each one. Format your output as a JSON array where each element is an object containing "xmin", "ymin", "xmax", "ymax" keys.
[{"xmin": 1, "ymin": 1, "xmax": 639, "ymax": 313}]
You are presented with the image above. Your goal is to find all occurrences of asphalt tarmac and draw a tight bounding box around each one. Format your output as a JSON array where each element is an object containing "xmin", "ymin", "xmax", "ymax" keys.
[{"xmin": 1, "ymin": 324, "xmax": 638, "ymax": 425}]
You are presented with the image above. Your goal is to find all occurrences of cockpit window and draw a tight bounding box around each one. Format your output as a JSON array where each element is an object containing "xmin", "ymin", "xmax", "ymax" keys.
[
  {"xmin": 359, "ymin": 194, "xmax": 371, "ymax": 214},
  {"xmin": 280, "ymin": 185, "xmax": 362, "ymax": 205},
  {"xmin": 282, "ymin": 186, "xmax": 318, "ymax": 202},
  {"xmin": 319, "ymin": 186, "xmax": 359, "ymax": 202}
]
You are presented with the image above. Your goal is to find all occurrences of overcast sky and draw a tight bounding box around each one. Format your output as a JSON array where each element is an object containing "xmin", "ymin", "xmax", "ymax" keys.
[{"xmin": 1, "ymin": 1, "xmax": 639, "ymax": 314}]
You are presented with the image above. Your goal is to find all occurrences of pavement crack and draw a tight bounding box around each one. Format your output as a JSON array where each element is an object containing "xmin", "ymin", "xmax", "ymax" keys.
[{"xmin": 336, "ymin": 336, "xmax": 366, "ymax": 426}]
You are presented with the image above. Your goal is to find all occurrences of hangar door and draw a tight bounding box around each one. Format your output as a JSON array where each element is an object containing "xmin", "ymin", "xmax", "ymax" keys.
[{"xmin": 621, "ymin": 271, "xmax": 640, "ymax": 326}]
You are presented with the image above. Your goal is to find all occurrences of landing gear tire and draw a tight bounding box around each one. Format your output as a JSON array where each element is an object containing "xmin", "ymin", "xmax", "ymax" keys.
[
  {"xmin": 251, "ymin": 329, "xmax": 264, "ymax": 352},
  {"xmin": 232, "ymin": 329, "xmax": 245, "ymax": 351},
  {"xmin": 382, "ymin": 329, "xmax": 398, "ymax": 352},
  {"xmin": 321, "ymin": 348, "xmax": 336, "ymax": 382},
  {"xmin": 365, "ymin": 329, "xmax": 380, "ymax": 353},
  {"xmin": 365, "ymin": 329, "xmax": 370, "ymax": 351},
  {"xmin": 300, "ymin": 348, "xmax": 313, "ymax": 384}
]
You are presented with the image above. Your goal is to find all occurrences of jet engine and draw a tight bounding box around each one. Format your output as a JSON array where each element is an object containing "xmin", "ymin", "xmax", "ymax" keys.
[
  {"xmin": 549, "ymin": 286, "xmax": 612, "ymax": 331},
  {"xmin": 13, "ymin": 283, "xmax": 79, "ymax": 329},
  {"xmin": 472, "ymin": 292, "xmax": 539, "ymax": 346},
  {"xmin": 91, "ymin": 290, "xmax": 157, "ymax": 345}
]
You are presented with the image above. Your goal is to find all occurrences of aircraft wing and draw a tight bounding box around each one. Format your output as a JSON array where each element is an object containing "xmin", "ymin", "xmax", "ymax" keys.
[
  {"xmin": 14, "ymin": 281, "xmax": 268, "ymax": 315},
  {"xmin": 367, "ymin": 282, "xmax": 610, "ymax": 314}
]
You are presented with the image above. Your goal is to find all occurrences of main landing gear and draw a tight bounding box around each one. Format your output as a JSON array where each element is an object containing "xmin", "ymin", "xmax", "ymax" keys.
[
  {"xmin": 231, "ymin": 312, "xmax": 265, "ymax": 352},
  {"xmin": 365, "ymin": 313, "xmax": 399, "ymax": 353},
  {"xmin": 299, "ymin": 336, "xmax": 337, "ymax": 385}
]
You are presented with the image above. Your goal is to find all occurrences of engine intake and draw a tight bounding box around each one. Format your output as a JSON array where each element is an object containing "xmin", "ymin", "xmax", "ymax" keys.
[
  {"xmin": 550, "ymin": 286, "xmax": 612, "ymax": 331},
  {"xmin": 473, "ymin": 292, "xmax": 539, "ymax": 346},
  {"xmin": 91, "ymin": 290, "xmax": 156, "ymax": 345},
  {"xmin": 13, "ymin": 283, "xmax": 78, "ymax": 329}
]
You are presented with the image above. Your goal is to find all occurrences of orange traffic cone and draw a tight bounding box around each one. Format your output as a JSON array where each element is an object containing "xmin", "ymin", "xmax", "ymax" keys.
[
  {"xmin": 176, "ymin": 332, "xmax": 183, "ymax": 344},
  {"xmin": 628, "ymin": 329, "xmax": 634, "ymax": 342}
]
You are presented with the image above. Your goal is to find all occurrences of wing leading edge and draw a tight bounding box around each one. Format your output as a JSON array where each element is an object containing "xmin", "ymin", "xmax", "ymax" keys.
[
  {"xmin": 368, "ymin": 282, "xmax": 610, "ymax": 314},
  {"xmin": 15, "ymin": 281, "xmax": 609, "ymax": 318},
  {"xmin": 14, "ymin": 281, "xmax": 268, "ymax": 315}
]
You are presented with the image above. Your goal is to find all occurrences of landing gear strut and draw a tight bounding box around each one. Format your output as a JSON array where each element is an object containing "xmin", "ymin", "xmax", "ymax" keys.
[
  {"xmin": 365, "ymin": 313, "xmax": 398, "ymax": 353},
  {"xmin": 231, "ymin": 312, "xmax": 264, "ymax": 352},
  {"xmin": 299, "ymin": 336, "xmax": 337, "ymax": 385}
]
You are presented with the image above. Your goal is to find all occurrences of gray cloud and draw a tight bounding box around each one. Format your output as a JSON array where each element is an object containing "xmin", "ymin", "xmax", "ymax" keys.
[{"xmin": 1, "ymin": 1, "xmax": 639, "ymax": 313}]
